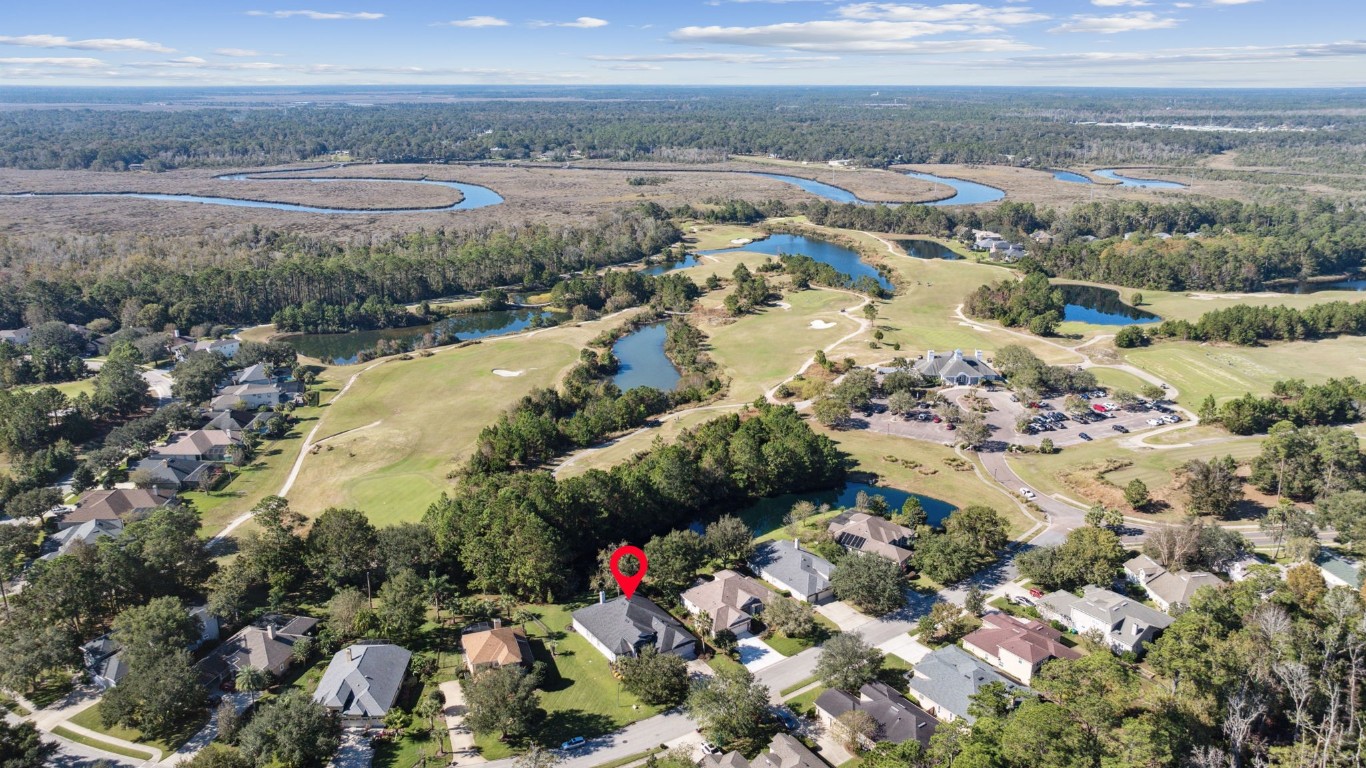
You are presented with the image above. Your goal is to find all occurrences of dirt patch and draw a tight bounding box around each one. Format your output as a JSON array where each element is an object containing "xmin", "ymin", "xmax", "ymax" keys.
[
  {"xmin": 810, "ymin": 320, "xmax": 837, "ymax": 329},
  {"xmin": 492, "ymin": 369, "xmax": 525, "ymax": 377}
]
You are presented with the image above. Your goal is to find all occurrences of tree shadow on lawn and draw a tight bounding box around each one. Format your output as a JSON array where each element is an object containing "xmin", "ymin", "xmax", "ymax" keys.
[{"xmin": 535, "ymin": 710, "xmax": 617, "ymax": 749}]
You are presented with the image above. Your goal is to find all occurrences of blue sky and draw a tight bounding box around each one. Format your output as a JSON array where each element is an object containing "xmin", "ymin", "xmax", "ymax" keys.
[{"xmin": 0, "ymin": 1, "xmax": 1361, "ymax": 87}]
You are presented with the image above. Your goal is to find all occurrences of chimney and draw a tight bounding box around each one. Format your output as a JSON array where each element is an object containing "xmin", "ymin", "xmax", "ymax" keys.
[
  {"xmin": 346, "ymin": 646, "xmax": 353, "ymax": 662},
  {"xmin": 927, "ymin": 350, "xmax": 936, "ymax": 362},
  {"xmin": 975, "ymin": 350, "xmax": 983, "ymax": 361},
  {"xmin": 599, "ymin": 591, "xmax": 606, "ymax": 605},
  {"xmin": 953, "ymin": 349, "xmax": 963, "ymax": 360},
  {"xmin": 493, "ymin": 618, "xmax": 502, "ymax": 629},
  {"xmin": 267, "ymin": 624, "xmax": 275, "ymax": 640}
]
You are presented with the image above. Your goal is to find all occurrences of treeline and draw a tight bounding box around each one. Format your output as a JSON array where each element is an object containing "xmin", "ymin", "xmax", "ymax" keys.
[
  {"xmin": 428, "ymin": 403, "xmax": 846, "ymax": 598},
  {"xmin": 271, "ymin": 296, "xmax": 424, "ymax": 334},
  {"xmin": 803, "ymin": 197, "xmax": 1366, "ymax": 292},
  {"xmin": 992, "ymin": 344, "xmax": 1098, "ymax": 397},
  {"xmin": 964, "ymin": 272, "xmax": 1065, "ymax": 336},
  {"xmin": 550, "ymin": 270, "xmax": 700, "ymax": 317},
  {"xmin": 0, "ymin": 205, "xmax": 681, "ymax": 330},
  {"xmin": 7, "ymin": 86, "xmax": 1347, "ymax": 171},
  {"xmin": 0, "ymin": 321, "xmax": 88, "ymax": 387},
  {"xmin": 1199, "ymin": 378, "xmax": 1364, "ymax": 435},
  {"xmin": 1154, "ymin": 301, "xmax": 1366, "ymax": 345}
]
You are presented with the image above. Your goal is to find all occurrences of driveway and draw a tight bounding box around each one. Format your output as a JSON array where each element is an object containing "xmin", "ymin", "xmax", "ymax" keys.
[
  {"xmin": 735, "ymin": 634, "xmax": 785, "ymax": 673},
  {"xmin": 142, "ymin": 368, "xmax": 175, "ymax": 404},
  {"xmin": 328, "ymin": 730, "xmax": 373, "ymax": 768},
  {"xmin": 814, "ymin": 602, "xmax": 872, "ymax": 632},
  {"xmin": 439, "ymin": 680, "xmax": 485, "ymax": 767},
  {"xmin": 876, "ymin": 633, "xmax": 931, "ymax": 666}
]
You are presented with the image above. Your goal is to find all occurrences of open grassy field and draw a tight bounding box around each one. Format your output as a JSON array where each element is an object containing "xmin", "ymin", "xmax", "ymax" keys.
[
  {"xmin": 1123, "ymin": 337, "xmax": 1366, "ymax": 407},
  {"xmin": 285, "ymin": 317, "xmax": 625, "ymax": 524}
]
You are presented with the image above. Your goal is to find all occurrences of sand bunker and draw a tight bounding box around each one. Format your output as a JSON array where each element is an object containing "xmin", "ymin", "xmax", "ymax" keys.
[
  {"xmin": 775, "ymin": 301, "xmax": 793, "ymax": 310},
  {"xmin": 492, "ymin": 369, "xmax": 525, "ymax": 377},
  {"xmin": 809, "ymin": 320, "xmax": 837, "ymax": 329}
]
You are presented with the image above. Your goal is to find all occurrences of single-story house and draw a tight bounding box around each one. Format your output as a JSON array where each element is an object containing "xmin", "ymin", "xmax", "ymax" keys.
[
  {"xmin": 152, "ymin": 429, "xmax": 242, "ymax": 463},
  {"xmin": 128, "ymin": 457, "xmax": 225, "ymax": 491},
  {"xmin": 571, "ymin": 595, "xmax": 696, "ymax": 662},
  {"xmin": 815, "ymin": 681, "xmax": 937, "ymax": 750},
  {"xmin": 84, "ymin": 604, "xmax": 219, "ymax": 689},
  {"xmin": 681, "ymin": 570, "xmax": 772, "ymax": 637},
  {"xmin": 197, "ymin": 614, "xmax": 319, "ymax": 688},
  {"xmin": 1123, "ymin": 554, "xmax": 1223, "ymax": 612},
  {"xmin": 751, "ymin": 540, "xmax": 835, "ymax": 604},
  {"xmin": 961, "ymin": 612, "xmax": 1080, "ymax": 684},
  {"xmin": 827, "ymin": 512, "xmax": 914, "ymax": 569},
  {"xmin": 210, "ymin": 382, "xmax": 285, "ymax": 411},
  {"xmin": 461, "ymin": 622, "xmax": 534, "ymax": 672},
  {"xmin": 60, "ymin": 488, "xmax": 177, "ymax": 530},
  {"xmin": 0, "ymin": 327, "xmax": 32, "ymax": 346},
  {"xmin": 907, "ymin": 645, "xmax": 1021, "ymax": 723},
  {"xmin": 43, "ymin": 519, "xmax": 125, "ymax": 560},
  {"xmin": 701, "ymin": 733, "xmax": 828, "ymax": 768},
  {"xmin": 1038, "ymin": 586, "xmax": 1172, "ymax": 656},
  {"xmin": 1317, "ymin": 552, "xmax": 1362, "ymax": 589},
  {"xmin": 911, "ymin": 349, "xmax": 1001, "ymax": 387},
  {"xmin": 1029, "ymin": 231, "xmax": 1054, "ymax": 245},
  {"xmin": 313, "ymin": 642, "xmax": 412, "ymax": 727}
]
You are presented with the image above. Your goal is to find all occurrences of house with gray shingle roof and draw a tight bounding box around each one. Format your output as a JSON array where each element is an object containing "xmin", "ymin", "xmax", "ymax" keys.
[
  {"xmin": 1038, "ymin": 586, "xmax": 1172, "ymax": 656},
  {"xmin": 197, "ymin": 614, "xmax": 318, "ymax": 689},
  {"xmin": 751, "ymin": 540, "xmax": 835, "ymax": 604},
  {"xmin": 912, "ymin": 349, "xmax": 1000, "ymax": 386},
  {"xmin": 681, "ymin": 570, "xmax": 771, "ymax": 637},
  {"xmin": 701, "ymin": 734, "xmax": 828, "ymax": 768},
  {"xmin": 314, "ymin": 642, "xmax": 412, "ymax": 726},
  {"xmin": 815, "ymin": 681, "xmax": 938, "ymax": 749},
  {"xmin": 907, "ymin": 646, "xmax": 1020, "ymax": 723},
  {"xmin": 44, "ymin": 519, "xmax": 124, "ymax": 560},
  {"xmin": 571, "ymin": 595, "xmax": 696, "ymax": 662},
  {"xmin": 827, "ymin": 512, "xmax": 915, "ymax": 569},
  {"xmin": 1124, "ymin": 554, "xmax": 1223, "ymax": 612}
]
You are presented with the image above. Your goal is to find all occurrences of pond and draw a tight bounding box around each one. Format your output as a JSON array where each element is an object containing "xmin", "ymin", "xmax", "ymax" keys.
[
  {"xmin": 1093, "ymin": 169, "xmax": 1187, "ymax": 189},
  {"xmin": 753, "ymin": 173, "xmax": 864, "ymax": 205},
  {"xmin": 1060, "ymin": 285, "xmax": 1161, "ymax": 325},
  {"xmin": 1052, "ymin": 170, "xmax": 1094, "ymax": 184},
  {"xmin": 740, "ymin": 480, "xmax": 957, "ymax": 538},
  {"xmin": 1290, "ymin": 277, "xmax": 1366, "ymax": 294},
  {"xmin": 611, "ymin": 323, "xmax": 681, "ymax": 392},
  {"xmin": 282, "ymin": 307, "xmax": 552, "ymax": 364},
  {"xmin": 699, "ymin": 233, "xmax": 894, "ymax": 292},
  {"xmin": 899, "ymin": 238, "xmax": 960, "ymax": 260},
  {"xmin": 902, "ymin": 171, "xmax": 1006, "ymax": 206},
  {"xmin": 3, "ymin": 173, "xmax": 505, "ymax": 214},
  {"xmin": 639, "ymin": 253, "xmax": 704, "ymax": 276}
]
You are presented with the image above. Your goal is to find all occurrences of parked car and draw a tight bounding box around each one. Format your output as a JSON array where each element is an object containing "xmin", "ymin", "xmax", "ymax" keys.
[
  {"xmin": 561, "ymin": 737, "xmax": 588, "ymax": 751},
  {"xmin": 1166, "ymin": 414, "xmax": 1182, "ymax": 423},
  {"xmin": 1146, "ymin": 418, "xmax": 1164, "ymax": 426},
  {"xmin": 1091, "ymin": 404, "xmax": 1108, "ymax": 413},
  {"xmin": 1009, "ymin": 394, "xmax": 1019, "ymax": 402},
  {"xmin": 945, "ymin": 422, "xmax": 956, "ymax": 431},
  {"xmin": 1020, "ymin": 487, "xmax": 1036, "ymax": 500},
  {"xmin": 701, "ymin": 743, "xmax": 721, "ymax": 756},
  {"xmin": 1112, "ymin": 424, "xmax": 1129, "ymax": 433},
  {"xmin": 932, "ymin": 415, "xmax": 942, "ymax": 423},
  {"xmin": 772, "ymin": 706, "xmax": 802, "ymax": 731},
  {"xmin": 1078, "ymin": 432, "xmax": 1093, "ymax": 441},
  {"xmin": 1009, "ymin": 595, "xmax": 1035, "ymax": 607},
  {"xmin": 1029, "ymin": 587, "xmax": 1044, "ymax": 598}
]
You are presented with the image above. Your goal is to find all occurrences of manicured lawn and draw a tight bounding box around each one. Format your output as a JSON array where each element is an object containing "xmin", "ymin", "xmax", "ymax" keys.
[
  {"xmin": 472, "ymin": 603, "xmax": 663, "ymax": 759},
  {"xmin": 1086, "ymin": 367, "xmax": 1154, "ymax": 395},
  {"xmin": 778, "ymin": 675, "xmax": 821, "ymax": 698},
  {"xmin": 0, "ymin": 692, "xmax": 31, "ymax": 716},
  {"xmin": 785, "ymin": 684, "xmax": 827, "ymax": 716},
  {"xmin": 67, "ymin": 702, "xmax": 203, "ymax": 756},
  {"xmin": 52, "ymin": 726, "xmax": 157, "ymax": 760},
  {"xmin": 23, "ymin": 378, "xmax": 95, "ymax": 399},
  {"xmin": 24, "ymin": 673, "xmax": 75, "ymax": 709},
  {"xmin": 763, "ymin": 613, "xmax": 838, "ymax": 657},
  {"xmin": 374, "ymin": 730, "xmax": 449, "ymax": 768},
  {"xmin": 1123, "ymin": 338, "xmax": 1366, "ymax": 408}
]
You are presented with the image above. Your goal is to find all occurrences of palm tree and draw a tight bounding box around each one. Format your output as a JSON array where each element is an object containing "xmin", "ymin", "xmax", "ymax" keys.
[{"xmin": 235, "ymin": 665, "xmax": 271, "ymax": 694}]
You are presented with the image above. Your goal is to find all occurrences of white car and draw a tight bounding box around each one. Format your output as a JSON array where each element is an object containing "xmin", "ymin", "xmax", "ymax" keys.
[
  {"xmin": 1147, "ymin": 418, "xmax": 1163, "ymax": 426},
  {"xmin": 1165, "ymin": 415, "xmax": 1182, "ymax": 423},
  {"xmin": 1019, "ymin": 487, "xmax": 1037, "ymax": 500},
  {"xmin": 1103, "ymin": 401, "xmax": 1118, "ymax": 410}
]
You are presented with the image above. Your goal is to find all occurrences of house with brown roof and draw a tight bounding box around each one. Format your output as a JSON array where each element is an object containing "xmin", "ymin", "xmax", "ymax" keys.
[
  {"xmin": 961, "ymin": 612, "xmax": 1081, "ymax": 684},
  {"xmin": 59, "ymin": 488, "xmax": 177, "ymax": 530},
  {"xmin": 701, "ymin": 734, "xmax": 828, "ymax": 768},
  {"xmin": 197, "ymin": 614, "xmax": 318, "ymax": 689},
  {"xmin": 461, "ymin": 622, "xmax": 534, "ymax": 672},
  {"xmin": 151, "ymin": 429, "xmax": 242, "ymax": 463},
  {"xmin": 681, "ymin": 570, "xmax": 771, "ymax": 637},
  {"xmin": 827, "ymin": 512, "xmax": 915, "ymax": 569}
]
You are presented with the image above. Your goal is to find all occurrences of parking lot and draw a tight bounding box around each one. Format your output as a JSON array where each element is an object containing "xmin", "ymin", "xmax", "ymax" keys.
[{"xmin": 860, "ymin": 383, "xmax": 1179, "ymax": 450}]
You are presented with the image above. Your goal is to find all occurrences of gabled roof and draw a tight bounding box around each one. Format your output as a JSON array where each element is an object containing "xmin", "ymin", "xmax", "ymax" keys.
[
  {"xmin": 962, "ymin": 612, "xmax": 1080, "ymax": 667},
  {"xmin": 46, "ymin": 519, "xmax": 124, "ymax": 559},
  {"xmin": 314, "ymin": 643, "xmax": 411, "ymax": 718},
  {"xmin": 1124, "ymin": 555, "xmax": 1222, "ymax": 608},
  {"xmin": 63, "ymin": 489, "xmax": 176, "ymax": 526},
  {"xmin": 816, "ymin": 681, "xmax": 938, "ymax": 748},
  {"xmin": 129, "ymin": 457, "xmax": 217, "ymax": 487},
  {"xmin": 912, "ymin": 349, "xmax": 999, "ymax": 381},
  {"xmin": 153, "ymin": 429, "xmax": 240, "ymax": 458},
  {"xmin": 828, "ymin": 512, "xmax": 914, "ymax": 566},
  {"xmin": 462, "ymin": 626, "xmax": 533, "ymax": 668},
  {"xmin": 197, "ymin": 614, "xmax": 318, "ymax": 682},
  {"xmin": 571, "ymin": 596, "xmax": 695, "ymax": 658},
  {"xmin": 235, "ymin": 363, "xmax": 271, "ymax": 385},
  {"xmin": 681, "ymin": 570, "xmax": 771, "ymax": 630},
  {"xmin": 703, "ymin": 734, "xmax": 828, "ymax": 768},
  {"xmin": 204, "ymin": 410, "xmax": 249, "ymax": 432},
  {"xmin": 1040, "ymin": 587, "xmax": 1172, "ymax": 649},
  {"xmin": 1317, "ymin": 552, "xmax": 1362, "ymax": 587},
  {"xmin": 907, "ymin": 646, "xmax": 1020, "ymax": 723},
  {"xmin": 751, "ymin": 540, "xmax": 835, "ymax": 598}
]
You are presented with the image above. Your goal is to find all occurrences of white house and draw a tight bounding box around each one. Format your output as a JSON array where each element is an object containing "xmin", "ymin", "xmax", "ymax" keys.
[
  {"xmin": 1038, "ymin": 586, "xmax": 1173, "ymax": 656},
  {"xmin": 750, "ymin": 540, "xmax": 835, "ymax": 604}
]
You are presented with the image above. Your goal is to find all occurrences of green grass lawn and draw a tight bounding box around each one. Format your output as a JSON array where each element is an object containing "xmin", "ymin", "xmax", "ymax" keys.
[
  {"xmin": 68, "ymin": 703, "xmax": 204, "ymax": 756},
  {"xmin": 785, "ymin": 684, "xmax": 827, "ymax": 716},
  {"xmin": 52, "ymin": 725, "xmax": 158, "ymax": 760},
  {"xmin": 23, "ymin": 672, "xmax": 75, "ymax": 709},
  {"xmin": 1123, "ymin": 338, "xmax": 1366, "ymax": 408},
  {"xmin": 22, "ymin": 377, "xmax": 95, "ymax": 399},
  {"xmin": 472, "ymin": 603, "xmax": 663, "ymax": 760}
]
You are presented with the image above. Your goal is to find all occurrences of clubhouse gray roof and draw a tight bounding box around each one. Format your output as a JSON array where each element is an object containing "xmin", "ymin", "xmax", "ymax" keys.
[
  {"xmin": 911, "ymin": 349, "xmax": 999, "ymax": 382},
  {"xmin": 751, "ymin": 540, "xmax": 835, "ymax": 599},
  {"xmin": 907, "ymin": 646, "xmax": 1019, "ymax": 723},
  {"xmin": 571, "ymin": 595, "xmax": 695, "ymax": 658}
]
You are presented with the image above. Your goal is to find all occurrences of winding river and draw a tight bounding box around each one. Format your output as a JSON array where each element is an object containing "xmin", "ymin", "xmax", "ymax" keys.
[
  {"xmin": 756, "ymin": 170, "xmax": 1005, "ymax": 207},
  {"xmin": 1093, "ymin": 169, "xmax": 1187, "ymax": 189},
  {"xmin": 3, "ymin": 172, "xmax": 505, "ymax": 214}
]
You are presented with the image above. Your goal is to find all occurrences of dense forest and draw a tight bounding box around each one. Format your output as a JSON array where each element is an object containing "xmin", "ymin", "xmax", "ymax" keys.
[
  {"xmin": 0, "ymin": 87, "xmax": 1361, "ymax": 171},
  {"xmin": 804, "ymin": 197, "xmax": 1366, "ymax": 291},
  {"xmin": 1155, "ymin": 301, "xmax": 1366, "ymax": 345}
]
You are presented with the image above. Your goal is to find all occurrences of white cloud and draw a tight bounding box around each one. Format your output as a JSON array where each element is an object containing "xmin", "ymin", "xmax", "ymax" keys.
[
  {"xmin": 671, "ymin": 20, "xmax": 1034, "ymax": 53},
  {"xmin": 0, "ymin": 56, "xmax": 106, "ymax": 68},
  {"xmin": 1090, "ymin": 0, "xmax": 1150, "ymax": 5},
  {"xmin": 1173, "ymin": 2, "xmax": 1194, "ymax": 6},
  {"xmin": 438, "ymin": 16, "xmax": 510, "ymax": 28},
  {"xmin": 213, "ymin": 48, "xmax": 265, "ymax": 57},
  {"xmin": 1050, "ymin": 12, "xmax": 1179, "ymax": 33},
  {"xmin": 588, "ymin": 52, "xmax": 840, "ymax": 63},
  {"xmin": 836, "ymin": 3, "xmax": 1050, "ymax": 25},
  {"xmin": 530, "ymin": 17, "xmax": 609, "ymax": 28},
  {"xmin": 0, "ymin": 34, "xmax": 174, "ymax": 53},
  {"xmin": 246, "ymin": 10, "xmax": 384, "ymax": 20},
  {"xmin": 606, "ymin": 63, "xmax": 663, "ymax": 71},
  {"xmin": 1011, "ymin": 40, "xmax": 1366, "ymax": 66},
  {"xmin": 1210, "ymin": 0, "xmax": 1259, "ymax": 4}
]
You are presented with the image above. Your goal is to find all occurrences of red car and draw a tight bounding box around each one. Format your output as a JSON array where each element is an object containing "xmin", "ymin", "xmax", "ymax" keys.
[
  {"xmin": 932, "ymin": 415, "xmax": 942, "ymax": 423},
  {"xmin": 1029, "ymin": 587, "xmax": 1044, "ymax": 598},
  {"xmin": 945, "ymin": 423, "xmax": 956, "ymax": 430},
  {"xmin": 1092, "ymin": 404, "xmax": 1108, "ymax": 413}
]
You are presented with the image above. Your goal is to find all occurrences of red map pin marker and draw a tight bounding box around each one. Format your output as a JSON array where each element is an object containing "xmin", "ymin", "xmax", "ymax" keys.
[{"xmin": 610, "ymin": 545, "xmax": 648, "ymax": 600}]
